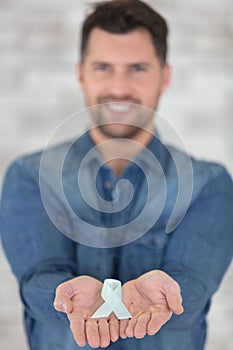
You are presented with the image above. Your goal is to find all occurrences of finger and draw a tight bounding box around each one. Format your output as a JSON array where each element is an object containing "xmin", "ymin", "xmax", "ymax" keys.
[
  {"xmin": 125, "ymin": 316, "xmax": 137, "ymax": 338},
  {"xmin": 147, "ymin": 309, "xmax": 172, "ymax": 336},
  {"xmin": 109, "ymin": 314, "xmax": 119, "ymax": 343},
  {"xmin": 125, "ymin": 310, "xmax": 143, "ymax": 338},
  {"xmin": 134, "ymin": 312, "xmax": 151, "ymax": 339},
  {"xmin": 86, "ymin": 318, "xmax": 100, "ymax": 348},
  {"xmin": 119, "ymin": 319, "xmax": 129, "ymax": 339},
  {"xmin": 164, "ymin": 281, "xmax": 184, "ymax": 314},
  {"xmin": 98, "ymin": 319, "xmax": 111, "ymax": 348},
  {"xmin": 53, "ymin": 295, "xmax": 73, "ymax": 314},
  {"xmin": 68, "ymin": 313, "xmax": 87, "ymax": 347}
]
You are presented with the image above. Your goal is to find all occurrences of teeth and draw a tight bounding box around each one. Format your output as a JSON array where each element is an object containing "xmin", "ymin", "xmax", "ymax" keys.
[{"xmin": 107, "ymin": 103, "xmax": 131, "ymax": 112}]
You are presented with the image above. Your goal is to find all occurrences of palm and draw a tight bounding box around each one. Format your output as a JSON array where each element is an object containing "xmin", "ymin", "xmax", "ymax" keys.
[
  {"xmin": 124, "ymin": 279, "xmax": 170, "ymax": 315},
  {"xmin": 67, "ymin": 276, "xmax": 103, "ymax": 319},
  {"xmin": 54, "ymin": 276, "xmax": 119, "ymax": 348},
  {"xmin": 54, "ymin": 272, "xmax": 183, "ymax": 345},
  {"xmin": 121, "ymin": 270, "xmax": 183, "ymax": 339}
]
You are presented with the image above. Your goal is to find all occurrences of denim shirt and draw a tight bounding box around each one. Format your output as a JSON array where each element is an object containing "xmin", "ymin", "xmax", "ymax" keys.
[{"xmin": 1, "ymin": 131, "xmax": 233, "ymax": 350}]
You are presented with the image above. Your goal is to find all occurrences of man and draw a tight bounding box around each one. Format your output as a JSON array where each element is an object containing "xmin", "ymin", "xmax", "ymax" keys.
[{"xmin": 1, "ymin": 0, "xmax": 233, "ymax": 349}]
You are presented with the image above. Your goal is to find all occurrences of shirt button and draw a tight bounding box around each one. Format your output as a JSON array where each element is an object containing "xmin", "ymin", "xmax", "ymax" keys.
[
  {"xmin": 111, "ymin": 190, "xmax": 117, "ymax": 200},
  {"xmin": 104, "ymin": 181, "xmax": 112, "ymax": 189},
  {"xmin": 154, "ymin": 237, "xmax": 160, "ymax": 245}
]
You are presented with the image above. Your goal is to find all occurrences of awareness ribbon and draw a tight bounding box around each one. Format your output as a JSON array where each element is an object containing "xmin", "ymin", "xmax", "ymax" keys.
[{"xmin": 91, "ymin": 279, "xmax": 132, "ymax": 320}]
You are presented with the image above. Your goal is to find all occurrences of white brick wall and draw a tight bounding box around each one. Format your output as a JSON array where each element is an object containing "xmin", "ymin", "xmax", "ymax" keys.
[{"xmin": 0, "ymin": 1, "xmax": 232, "ymax": 349}]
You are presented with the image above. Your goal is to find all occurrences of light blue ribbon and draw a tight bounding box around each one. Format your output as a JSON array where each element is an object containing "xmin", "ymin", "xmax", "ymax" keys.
[{"xmin": 91, "ymin": 279, "xmax": 132, "ymax": 320}]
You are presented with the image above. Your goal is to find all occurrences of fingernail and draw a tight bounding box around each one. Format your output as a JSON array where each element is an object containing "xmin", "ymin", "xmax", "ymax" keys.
[{"xmin": 62, "ymin": 303, "xmax": 67, "ymax": 312}]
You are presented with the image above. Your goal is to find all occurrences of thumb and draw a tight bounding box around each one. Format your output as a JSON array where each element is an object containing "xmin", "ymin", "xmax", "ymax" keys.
[
  {"xmin": 164, "ymin": 282, "xmax": 184, "ymax": 315},
  {"xmin": 53, "ymin": 295, "xmax": 73, "ymax": 314}
]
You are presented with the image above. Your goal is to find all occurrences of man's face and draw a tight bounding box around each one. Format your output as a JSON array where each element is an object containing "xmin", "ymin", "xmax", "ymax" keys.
[{"xmin": 78, "ymin": 27, "xmax": 170, "ymax": 139}]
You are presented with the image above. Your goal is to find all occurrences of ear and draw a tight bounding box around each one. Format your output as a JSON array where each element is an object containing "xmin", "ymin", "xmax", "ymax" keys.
[
  {"xmin": 160, "ymin": 63, "xmax": 171, "ymax": 94},
  {"xmin": 76, "ymin": 62, "xmax": 84, "ymax": 89}
]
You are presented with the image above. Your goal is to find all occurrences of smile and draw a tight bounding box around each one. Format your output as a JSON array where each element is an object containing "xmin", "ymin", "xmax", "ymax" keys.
[{"xmin": 104, "ymin": 103, "xmax": 134, "ymax": 113}]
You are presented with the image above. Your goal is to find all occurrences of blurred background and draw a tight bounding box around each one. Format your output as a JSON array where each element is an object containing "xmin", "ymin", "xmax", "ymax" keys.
[{"xmin": 0, "ymin": 0, "xmax": 232, "ymax": 349}]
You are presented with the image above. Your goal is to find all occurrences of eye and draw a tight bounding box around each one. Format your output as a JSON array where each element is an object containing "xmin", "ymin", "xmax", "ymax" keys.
[
  {"xmin": 131, "ymin": 64, "xmax": 146, "ymax": 72},
  {"xmin": 95, "ymin": 63, "xmax": 110, "ymax": 71}
]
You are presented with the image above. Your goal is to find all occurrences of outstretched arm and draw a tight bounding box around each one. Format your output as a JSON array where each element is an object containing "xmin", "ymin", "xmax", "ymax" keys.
[
  {"xmin": 119, "ymin": 167, "xmax": 233, "ymax": 339},
  {"xmin": 0, "ymin": 158, "xmax": 76, "ymax": 326},
  {"xmin": 161, "ymin": 167, "xmax": 233, "ymax": 330}
]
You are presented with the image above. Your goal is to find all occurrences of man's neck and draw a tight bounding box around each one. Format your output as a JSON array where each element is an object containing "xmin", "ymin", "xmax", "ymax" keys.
[{"xmin": 89, "ymin": 124, "xmax": 154, "ymax": 177}]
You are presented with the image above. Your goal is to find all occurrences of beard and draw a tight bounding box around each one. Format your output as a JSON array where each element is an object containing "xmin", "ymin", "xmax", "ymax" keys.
[
  {"xmin": 88, "ymin": 96, "xmax": 157, "ymax": 139},
  {"xmin": 98, "ymin": 123, "xmax": 146, "ymax": 139}
]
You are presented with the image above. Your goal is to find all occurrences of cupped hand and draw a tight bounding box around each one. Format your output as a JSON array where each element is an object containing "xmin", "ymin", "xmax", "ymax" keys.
[
  {"xmin": 54, "ymin": 275, "xmax": 119, "ymax": 348},
  {"xmin": 120, "ymin": 270, "xmax": 183, "ymax": 339}
]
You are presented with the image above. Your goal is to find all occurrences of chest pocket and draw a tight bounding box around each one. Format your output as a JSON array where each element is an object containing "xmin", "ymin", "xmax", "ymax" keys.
[{"xmin": 118, "ymin": 228, "xmax": 169, "ymax": 282}]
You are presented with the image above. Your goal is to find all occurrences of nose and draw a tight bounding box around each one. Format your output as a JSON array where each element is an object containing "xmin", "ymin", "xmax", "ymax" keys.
[{"xmin": 108, "ymin": 70, "xmax": 133, "ymax": 99}]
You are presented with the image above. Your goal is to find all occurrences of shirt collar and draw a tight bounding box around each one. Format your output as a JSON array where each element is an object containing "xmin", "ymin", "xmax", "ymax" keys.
[{"xmin": 74, "ymin": 129, "xmax": 169, "ymax": 172}]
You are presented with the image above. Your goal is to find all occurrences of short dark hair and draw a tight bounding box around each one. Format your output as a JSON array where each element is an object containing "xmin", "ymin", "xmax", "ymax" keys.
[{"xmin": 81, "ymin": 0, "xmax": 168, "ymax": 66}]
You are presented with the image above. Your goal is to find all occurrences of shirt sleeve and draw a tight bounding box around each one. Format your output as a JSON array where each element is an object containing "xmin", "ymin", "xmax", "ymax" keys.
[
  {"xmin": 0, "ymin": 157, "xmax": 77, "ymax": 326},
  {"xmin": 161, "ymin": 166, "xmax": 233, "ymax": 330}
]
